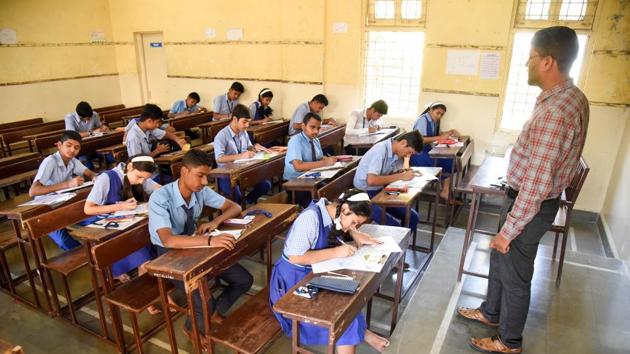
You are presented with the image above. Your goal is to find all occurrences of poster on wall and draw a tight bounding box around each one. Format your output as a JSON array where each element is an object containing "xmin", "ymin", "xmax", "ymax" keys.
[
  {"xmin": 479, "ymin": 52, "xmax": 501, "ymax": 80},
  {"xmin": 0, "ymin": 29, "xmax": 17, "ymax": 45},
  {"xmin": 446, "ymin": 50, "xmax": 479, "ymax": 76}
]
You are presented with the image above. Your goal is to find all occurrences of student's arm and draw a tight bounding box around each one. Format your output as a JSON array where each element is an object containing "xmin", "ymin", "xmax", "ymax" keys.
[
  {"xmin": 366, "ymin": 169, "xmax": 414, "ymax": 187},
  {"xmin": 196, "ymin": 198, "xmax": 241, "ymax": 234},
  {"xmin": 216, "ymin": 150, "xmax": 255, "ymax": 163},
  {"xmin": 29, "ymin": 178, "xmax": 83, "ymax": 197},
  {"xmin": 291, "ymin": 156, "xmax": 337, "ymax": 172},
  {"xmin": 162, "ymin": 130, "xmax": 186, "ymax": 148},
  {"xmin": 82, "ymin": 169, "xmax": 97, "ymax": 180},
  {"xmin": 288, "ymin": 245, "xmax": 356, "ymax": 265},
  {"xmin": 84, "ymin": 199, "xmax": 136, "ymax": 215}
]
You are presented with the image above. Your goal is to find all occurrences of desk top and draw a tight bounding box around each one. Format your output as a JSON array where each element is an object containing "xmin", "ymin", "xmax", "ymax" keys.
[
  {"xmin": 0, "ymin": 170, "xmax": 38, "ymax": 189},
  {"xmin": 246, "ymin": 120, "xmax": 287, "ymax": 133},
  {"xmin": 428, "ymin": 136, "xmax": 470, "ymax": 158},
  {"xmin": 68, "ymin": 217, "xmax": 148, "ymax": 243},
  {"xmin": 208, "ymin": 152, "xmax": 285, "ymax": 179},
  {"xmin": 0, "ymin": 187, "xmax": 92, "ymax": 221},
  {"xmin": 343, "ymin": 128, "xmax": 400, "ymax": 148},
  {"xmin": 154, "ymin": 143, "xmax": 214, "ymax": 164},
  {"xmin": 273, "ymin": 224, "xmax": 410, "ymax": 328},
  {"xmin": 370, "ymin": 167, "xmax": 441, "ymax": 207},
  {"xmin": 197, "ymin": 118, "xmax": 231, "ymax": 128},
  {"xmin": 470, "ymin": 155, "xmax": 508, "ymax": 195},
  {"xmin": 282, "ymin": 156, "xmax": 361, "ymax": 191},
  {"xmin": 145, "ymin": 203, "xmax": 297, "ymax": 292},
  {"xmin": 23, "ymin": 129, "xmax": 65, "ymax": 141}
]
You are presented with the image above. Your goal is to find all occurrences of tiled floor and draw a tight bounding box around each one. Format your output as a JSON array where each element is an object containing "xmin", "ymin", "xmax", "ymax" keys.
[{"xmin": 0, "ymin": 195, "xmax": 627, "ymax": 354}]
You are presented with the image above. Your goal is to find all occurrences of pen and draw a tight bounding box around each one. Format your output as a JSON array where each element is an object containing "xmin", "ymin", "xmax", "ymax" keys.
[{"xmin": 336, "ymin": 236, "xmax": 347, "ymax": 245}]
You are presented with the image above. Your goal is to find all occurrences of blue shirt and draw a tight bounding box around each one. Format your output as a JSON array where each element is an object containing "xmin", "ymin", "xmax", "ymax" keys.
[
  {"xmin": 64, "ymin": 112, "xmax": 101, "ymax": 132},
  {"xmin": 412, "ymin": 112, "xmax": 436, "ymax": 137},
  {"xmin": 212, "ymin": 93, "xmax": 238, "ymax": 116},
  {"xmin": 87, "ymin": 163, "xmax": 158, "ymax": 205},
  {"xmin": 288, "ymin": 102, "xmax": 310, "ymax": 136},
  {"xmin": 126, "ymin": 123, "xmax": 165, "ymax": 156},
  {"xmin": 283, "ymin": 132, "xmax": 324, "ymax": 180},
  {"xmin": 34, "ymin": 151, "xmax": 88, "ymax": 186},
  {"xmin": 283, "ymin": 198, "xmax": 332, "ymax": 256},
  {"xmin": 124, "ymin": 119, "xmax": 167, "ymax": 139},
  {"xmin": 353, "ymin": 138, "xmax": 402, "ymax": 191},
  {"xmin": 171, "ymin": 99, "xmax": 200, "ymax": 114},
  {"xmin": 148, "ymin": 181, "xmax": 227, "ymax": 247},
  {"xmin": 213, "ymin": 125, "xmax": 253, "ymax": 166}
]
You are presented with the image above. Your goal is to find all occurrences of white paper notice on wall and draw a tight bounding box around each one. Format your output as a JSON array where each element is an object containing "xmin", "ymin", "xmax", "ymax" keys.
[
  {"xmin": 332, "ymin": 22, "xmax": 348, "ymax": 33},
  {"xmin": 0, "ymin": 29, "xmax": 17, "ymax": 45},
  {"xmin": 446, "ymin": 50, "xmax": 480, "ymax": 76},
  {"xmin": 479, "ymin": 52, "xmax": 501, "ymax": 80},
  {"xmin": 204, "ymin": 28, "xmax": 216, "ymax": 40},
  {"xmin": 90, "ymin": 31, "xmax": 106, "ymax": 43},
  {"xmin": 226, "ymin": 28, "xmax": 243, "ymax": 41}
]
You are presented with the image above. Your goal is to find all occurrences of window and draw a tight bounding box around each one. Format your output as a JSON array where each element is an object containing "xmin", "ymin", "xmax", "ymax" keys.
[
  {"xmin": 368, "ymin": 0, "xmax": 426, "ymax": 26},
  {"xmin": 363, "ymin": 31, "xmax": 425, "ymax": 118},
  {"xmin": 516, "ymin": 0, "xmax": 598, "ymax": 29},
  {"xmin": 500, "ymin": 32, "xmax": 588, "ymax": 131}
]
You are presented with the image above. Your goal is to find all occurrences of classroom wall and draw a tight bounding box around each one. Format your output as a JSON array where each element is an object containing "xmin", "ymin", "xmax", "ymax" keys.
[{"xmin": 0, "ymin": 0, "xmax": 122, "ymax": 121}]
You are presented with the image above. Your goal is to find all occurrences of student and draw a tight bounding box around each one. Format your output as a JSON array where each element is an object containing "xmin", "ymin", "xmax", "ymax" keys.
[
  {"xmin": 126, "ymin": 104, "xmax": 186, "ymax": 158},
  {"xmin": 29, "ymin": 131, "xmax": 96, "ymax": 250},
  {"xmin": 410, "ymin": 102, "xmax": 460, "ymax": 201},
  {"xmin": 288, "ymin": 94, "xmax": 337, "ymax": 136},
  {"xmin": 214, "ymin": 104, "xmax": 272, "ymax": 204},
  {"xmin": 269, "ymin": 189, "xmax": 390, "ymax": 353},
  {"xmin": 345, "ymin": 100, "xmax": 388, "ymax": 136},
  {"xmin": 353, "ymin": 131, "xmax": 424, "ymax": 231},
  {"xmin": 148, "ymin": 149, "xmax": 252, "ymax": 343},
  {"xmin": 248, "ymin": 88, "xmax": 274, "ymax": 124},
  {"xmin": 64, "ymin": 101, "xmax": 109, "ymax": 138},
  {"xmin": 284, "ymin": 112, "xmax": 337, "ymax": 180},
  {"xmin": 168, "ymin": 92, "xmax": 207, "ymax": 118},
  {"xmin": 212, "ymin": 81, "xmax": 244, "ymax": 120}
]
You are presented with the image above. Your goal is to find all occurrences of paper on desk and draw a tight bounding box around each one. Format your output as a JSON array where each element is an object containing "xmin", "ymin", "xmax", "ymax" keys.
[
  {"xmin": 298, "ymin": 169, "xmax": 340, "ymax": 179},
  {"xmin": 387, "ymin": 172, "xmax": 437, "ymax": 190},
  {"xmin": 209, "ymin": 229, "xmax": 243, "ymax": 239},
  {"xmin": 435, "ymin": 141, "xmax": 464, "ymax": 148},
  {"xmin": 234, "ymin": 152, "xmax": 277, "ymax": 163},
  {"xmin": 54, "ymin": 181, "xmax": 94, "ymax": 194},
  {"xmin": 224, "ymin": 215, "xmax": 255, "ymax": 225},
  {"xmin": 86, "ymin": 216, "xmax": 145, "ymax": 230},
  {"xmin": 112, "ymin": 203, "xmax": 148, "ymax": 216},
  {"xmin": 310, "ymin": 162, "xmax": 344, "ymax": 172},
  {"xmin": 312, "ymin": 236, "xmax": 402, "ymax": 273},
  {"xmin": 19, "ymin": 192, "xmax": 76, "ymax": 207},
  {"xmin": 357, "ymin": 128, "xmax": 396, "ymax": 137}
]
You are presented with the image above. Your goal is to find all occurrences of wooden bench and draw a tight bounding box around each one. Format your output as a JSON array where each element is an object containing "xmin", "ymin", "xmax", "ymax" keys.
[
  {"xmin": 101, "ymin": 106, "xmax": 145, "ymax": 128},
  {"xmin": 0, "ymin": 156, "xmax": 42, "ymax": 199},
  {"xmin": 317, "ymin": 167, "xmax": 357, "ymax": 200},
  {"xmin": 93, "ymin": 104, "xmax": 125, "ymax": 113},
  {"xmin": 34, "ymin": 131, "xmax": 124, "ymax": 167},
  {"xmin": 0, "ymin": 120, "xmax": 65, "ymax": 156},
  {"xmin": 169, "ymin": 111, "xmax": 213, "ymax": 132},
  {"xmin": 248, "ymin": 121, "xmax": 289, "ymax": 146},
  {"xmin": 0, "ymin": 228, "xmax": 20, "ymax": 294},
  {"xmin": 210, "ymin": 288, "xmax": 281, "ymax": 354},
  {"xmin": 24, "ymin": 199, "xmax": 90, "ymax": 324},
  {"xmin": 0, "ymin": 117, "xmax": 43, "ymax": 131},
  {"xmin": 91, "ymin": 223, "xmax": 176, "ymax": 354},
  {"xmin": 199, "ymin": 118, "xmax": 231, "ymax": 143}
]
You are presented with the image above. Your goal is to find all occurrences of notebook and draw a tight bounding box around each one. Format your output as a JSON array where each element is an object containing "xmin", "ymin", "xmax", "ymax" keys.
[{"xmin": 308, "ymin": 276, "xmax": 360, "ymax": 294}]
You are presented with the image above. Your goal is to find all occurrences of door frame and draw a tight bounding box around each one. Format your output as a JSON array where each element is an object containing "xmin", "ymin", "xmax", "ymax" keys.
[{"xmin": 134, "ymin": 31, "xmax": 164, "ymax": 104}]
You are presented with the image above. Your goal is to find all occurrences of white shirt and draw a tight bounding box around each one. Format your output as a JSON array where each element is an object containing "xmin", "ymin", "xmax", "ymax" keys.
[{"xmin": 345, "ymin": 109, "xmax": 381, "ymax": 136}]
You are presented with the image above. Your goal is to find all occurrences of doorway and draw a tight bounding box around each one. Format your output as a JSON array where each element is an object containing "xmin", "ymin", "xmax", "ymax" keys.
[{"xmin": 135, "ymin": 32, "xmax": 168, "ymax": 106}]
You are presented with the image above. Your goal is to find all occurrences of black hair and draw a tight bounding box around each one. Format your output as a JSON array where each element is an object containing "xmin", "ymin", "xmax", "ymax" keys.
[
  {"xmin": 328, "ymin": 189, "xmax": 372, "ymax": 246},
  {"xmin": 188, "ymin": 92, "xmax": 201, "ymax": 102},
  {"xmin": 256, "ymin": 88, "xmax": 274, "ymax": 118},
  {"xmin": 121, "ymin": 155, "xmax": 157, "ymax": 202},
  {"xmin": 182, "ymin": 149, "xmax": 212, "ymax": 168},
  {"xmin": 531, "ymin": 26, "xmax": 579, "ymax": 73},
  {"xmin": 302, "ymin": 112, "xmax": 322, "ymax": 125},
  {"xmin": 396, "ymin": 130, "xmax": 424, "ymax": 152},
  {"xmin": 75, "ymin": 101, "xmax": 93, "ymax": 118},
  {"xmin": 420, "ymin": 102, "xmax": 447, "ymax": 116},
  {"xmin": 231, "ymin": 104, "xmax": 252, "ymax": 120},
  {"xmin": 139, "ymin": 104, "xmax": 163, "ymax": 122},
  {"xmin": 230, "ymin": 81, "xmax": 245, "ymax": 93},
  {"xmin": 59, "ymin": 130, "xmax": 82, "ymax": 143},
  {"xmin": 310, "ymin": 94, "xmax": 329, "ymax": 106}
]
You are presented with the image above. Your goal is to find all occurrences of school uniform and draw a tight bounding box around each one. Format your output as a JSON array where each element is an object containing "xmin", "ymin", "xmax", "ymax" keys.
[
  {"xmin": 269, "ymin": 198, "xmax": 366, "ymax": 346},
  {"xmin": 410, "ymin": 112, "xmax": 453, "ymax": 172},
  {"xmin": 248, "ymin": 101, "xmax": 272, "ymax": 121},
  {"xmin": 170, "ymin": 99, "xmax": 200, "ymax": 115},
  {"xmin": 33, "ymin": 152, "xmax": 88, "ymax": 250},
  {"xmin": 288, "ymin": 102, "xmax": 310, "ymax": 136},
  {"xmin": 283, "ymin": 132, "xmax": 324, "ymax": 207},
  {"xmin": 212, "ymin": 93, "xmax": 238, "ymax": 117},
  {"xmin": 64, "ymin": 111, "xmax": 101, "ymax": 132},
  {"xmin": 353, "ymin": 139, "xmax": 419, "ymax": 231},
  {"xmin": 85, "ymin": 163, "xmax": 156, "ymax": 277},
  {"xmin": 345, "ymin": 109, "xmax": 381, "ymax": 136},
  {"xmin": 125, "ymin": 123, "xmax": 172, "ymax": 184},
  {"xmin": 214, "ymin": 125, "xmax": 271, "ymax": 204},
  {"xmin": 148, "ymin": 182, "xmax": 253, "ymax": 334}
]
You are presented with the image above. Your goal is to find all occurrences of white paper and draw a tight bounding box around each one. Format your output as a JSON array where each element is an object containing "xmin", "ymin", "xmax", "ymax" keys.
[
  {"xmin": 112, "ymin": 203, "xmax": 149, "ymax": 216},
  {"xmin": 298, "ymin": 169, "xmax": 341, "ymax": 179},
  {"xmin": 86, "ymin": 216, "xmax": 145, "ymax": 230},
  {"xmin": 209, "ymin": 229, "xmax": 243, "ymax": 239},
  {"xmin": 387, "ymin": 168, "xmax": 438, "ymax": 189},
  {"xmin": 19, "ymin": 193, "xmax": 76, "ymax": 207},
  {"xmin": 89, "ymin": 30, "xmax": 106, "ymax": 43},
  {"xmin": 446, "ymin": 50, "xmax": 480, "ymax": 76},
  {"xmin": 479, "ymin": 52, "xmax": 501, "ymax": 80},
  {"xmin": 224, "ymin": 215, "xmax": 255, "ymax": 225},
  {"xmin": 234, "ymin": 152, "xmax": 266, "ymax": 163},
  {"xmin": 55, "ymin": 181, "xmax": 94, "ymax": 194},
  {"xmin": 0, "ymin": 29, "xmax": 17, "ymax": 45},
  {"xmin": 310, "ymin": 162, "xmax": 344, "ymax": 172},
  {"xmin": 358, "ymin": 128, "xmax": 396, "ymax": 137},
  {"xmin": 312, "ymin": 236, "xmax": 402, "ymax": 274},
  {"xmin": 435, "ymin": 141, "xmax": 465, "ymax": 148},
  {"xmin": 332, "ymin": 22, "xmax": 348, "ymax": 33},
  {"xmin": 226, "ymin": 28, "xmax": 243, "ymax": 41}
]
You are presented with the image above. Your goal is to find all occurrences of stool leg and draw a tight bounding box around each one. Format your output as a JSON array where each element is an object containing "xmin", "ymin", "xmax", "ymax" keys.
[
  {"xmin": 556, "ymin": 231, "xmax": 568, "ymax": 287},
  {"xmin": 45, "ymin": 268, "xmax": 62, "ymax": 316},
  {"xmin": 0, "ymin": 251, "xmax": 15, "ymax": 294},
  {"xmin": 552, "ymin": 231, "xmax": 559, "ymax": 261},
  {"xmin": 130, "ymin": 312, "xmax": 144, "ymax": 354},
  {"xmin": 61, "ymin": 275, "xmax": 77, "ymax": 324}
]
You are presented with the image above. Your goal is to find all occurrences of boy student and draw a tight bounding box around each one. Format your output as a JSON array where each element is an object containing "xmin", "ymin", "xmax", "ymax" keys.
[
  {"xmin": 214, "ymin": 104, "xmax": 272, "ymax": 204},
  {"xmin": 148, "ymin": 149, "xmax": 252, "ymax": 341},
  {"xmin": 345, "ymin": 100, "xmax": 388, "ymax": 136},
  {"xmin": 29, "ymin": 130, "xmax": 96, "ymax": 250},
  {"xmin": 212, "ymin": 81, "xmax": 244, "ymax": 120},
  {"xmin": 353, "ymin": 131, "xmax": 424, "ymax": 232},
  {"xmin": 288, "ymin": 94, "xmax": 337, "ymax": 136},
  {"xmin": 169, "ymin": 92, "xmax": 207, "ymax": 139},
  {"xmin": 126, "ymin": 104, "xmax": 186, "ymax": 158},
  {"xmin": 64, "ymin": 101, "xmax": 109, "ymax": 138}
]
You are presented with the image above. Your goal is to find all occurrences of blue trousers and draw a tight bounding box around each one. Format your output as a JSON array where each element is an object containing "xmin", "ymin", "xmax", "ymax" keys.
[
  {"xmin": 48, "ymin": 229, "xmax": 81, "ymax": 251},
  {"xmin": 79, "ymin": 153, "xmax": 116, "ymax": 170},
  {"xmin": 367, "ymin": 190, "xmax": 419, "ymax": 231},
  {"xmin": 218, "ymin": 177, "xmax": 271, "ymax": 205}
]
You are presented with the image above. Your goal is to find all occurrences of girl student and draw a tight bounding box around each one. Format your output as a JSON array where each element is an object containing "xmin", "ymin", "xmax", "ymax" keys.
[
  {"xmin": 410, "ymin": 102, "xmax": 460, "ymax": 202},
  {"xmin": 269, "ymin": 189, "xmax": 391, "ymax": 353},
  {"xmin": 248, "ymin": 88, "xmax": 274, "ymax": 124}
]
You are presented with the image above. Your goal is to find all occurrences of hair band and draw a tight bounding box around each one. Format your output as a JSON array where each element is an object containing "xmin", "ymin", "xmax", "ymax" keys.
[{"xmin": 131, "ymin": 156, "xmax": 155, "ymax": 163}]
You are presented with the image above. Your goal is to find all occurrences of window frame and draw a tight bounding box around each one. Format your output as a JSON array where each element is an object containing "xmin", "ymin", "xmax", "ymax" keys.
[
  {"xmin": 367, "ymin": 0, "xmax": 427, "ymax": 27},
  {"xmin": 515, "ymin": 0, "xmax": 599, "ymax": 30}
]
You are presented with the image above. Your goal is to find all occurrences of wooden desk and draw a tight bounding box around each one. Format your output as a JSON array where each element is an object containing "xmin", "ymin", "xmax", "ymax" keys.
[
  {"xmin": 343, "ymin": 127, "xmax": 400, "ymax": 155},
  {"xmin": 318, "ymin": 124, "xmax": 346, "ymax": 154},
  {"xmin": 24, "ymin": 130, "xmax": 66, "ymax": 152},
  {"xmin": 199, "ymin": 119, "xmax": 231, "ymax": 144},
  {"xmin": 457, "ymin": 155, "xmax": 508, "ymax": 282},
  {"xmin": 0, "ymin": 152, "xmax": 39, "ymax": 167},
  {"xmin": 170, "ymin": 112, "xmax": 213, "ymax": 132},
  {"xmin": 282, "ymin": 156, "xmax": 361, "ymax": 200},
  {"xmin": 247, "ymin": 120, "xmax": 289, "ymax": 146},
  {"xmin": 0, "ymin": 120, "xmax": 65, "ymax": 156},
  {"xmin": 0, "ymin": 117, "xmax": 43, "ymax": 132},
  {"xmin": 145, "ymin": 203, "xmax": 297, "ymax": 354},
  {"xmin": 428, "ymin": 136, "xmax": 471, "ymax": 172},
  {"xmin": 101, "ymin": 106, "xmax": 145, "ymax": 128},
  {"xmin": 93, "ymin": 104, "xmax": 125, "ymax": 113},
  {"xmin": 155, "ymin": 143, "xmax": 215, "ymax": 176},
  {"xmin": 0, "ymin": 156, "xmax": 42, "ymax": 198},
  {"xmin": 273, "ymin": 224, "xmax": 410, "ymax": 354}
]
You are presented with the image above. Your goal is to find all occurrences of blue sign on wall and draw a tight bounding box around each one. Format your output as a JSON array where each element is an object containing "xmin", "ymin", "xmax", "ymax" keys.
[{"xmin": 150, "ymin": 42, "xmax": 163, "ymax": 48}]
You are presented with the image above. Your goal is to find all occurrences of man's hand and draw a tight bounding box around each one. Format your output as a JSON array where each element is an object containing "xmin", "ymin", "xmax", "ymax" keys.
[
  {"xmin": 322, "ymin": 156, "xmax": 337, "ymax": 166},
  {"xmin": 154, "ymin": 143, "xmax": 170, "ymax": 154},
  {"xmin": 490, "ymin": 234, "xmax": 511, "ymax": 254},
  {"xmin": 350, "ymin": 228, "xmax": 383, "ymax": 248},
  {"xmin": 399, "ymin": 170, "xmax": 415, "ymax": 181},
  {"xmin": 208, "ymin": 234, "xmax": 236, "ymax": 250},
  {"xmin": 240, "ymin": 151, "xmax": 256, "ymax": 159},
  {"xmin": 335, "ymin": 244, "xmax": 357, "ymax": 257},
  {"xmin": 117, "ymin": 198, "xmax": 137, "ymax": 211},
  {"xmin": 67, "ymin": 176, "xmax": 85, "ymax": 188},
  {"xmin": 196, "ymin": 222, "xmax": 219, "ymax": 235}
]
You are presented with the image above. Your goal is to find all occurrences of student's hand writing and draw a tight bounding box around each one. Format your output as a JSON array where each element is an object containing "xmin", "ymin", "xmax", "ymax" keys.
[
  {"xmin": 67, "ymin": 176, "xmax": 85, "ymax": 188},
  {"xmin": 241, "ymin": 151, "xmax": 256, "ymax": 159},
  {"xmin": 368, "ymin": 127, "xmax": 379, "ymax": 133},
  {"xmin": 196, "ymin": 222, "xmax": 218, "ymax": 235},
  {"xmin": 254, "ymin": 144, "xmax": 268, "ymax": 152},
  {"xmin": 335, "ymin": 244, "xmax": 357, "ymax": 258},
  {"xmin": 209, "ymin": 234, "xmax": 236, "ymax": 250},
  {"xmin": 155, "ymin": 143, "xmax": 170, "ymax": 154},
  {"xmin": 118, "ymin": 198, "xmax": 137, "ymax": 211},
  {"xmin": 400, "ymin": 170, "xmax": 415, "ymax": 181},
  {"xmin": 322, "ymin": 156, "xmax": 337, "ymax": 166}
]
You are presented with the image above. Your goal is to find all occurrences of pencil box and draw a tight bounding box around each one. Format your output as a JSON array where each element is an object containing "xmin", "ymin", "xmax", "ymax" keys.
[{"xmin": 308, "ymin": 276, "xmax": 360, "ymax": 294}]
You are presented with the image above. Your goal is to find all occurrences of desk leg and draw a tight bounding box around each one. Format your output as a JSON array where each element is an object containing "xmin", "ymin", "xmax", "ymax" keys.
[
  {"xmin": 431, "ymin": 180, "xmax": 440, "ymax": 252},
  {"xmin": 327, "ymin": 331, "xmax": 336, "ymax": 354},
  {"xmin": 366, "ymin": 298, "xmax": 373, "ymax": 329},
  {"xmin": 85, "ymin": 241, "xmax": 109, "ymax": 339},
  {"xmin": 458, "ymin": 192, "xmax": 480, "ymax": 281},
  {"xmin": 405, "ymin": 205, "xmax": 415, "ymax": 249},
  {"xmin": 380, "ymin": 207, "xmax": 386, "ymax": 225},
  {"xmin": 187, "ymin": 289, "xmax": 203, "ymax": 354},
  {"xmin": 266, "ymin": 238, "xmax": 273, "ymax": 283},
  {"xmin": 391, "ymin": 249, "xmax": 405, "ymax": 334},
  {"xmin": 13, "ymin": 220, "xmax": 43, "ymax": 309},
  {"xmin": 199, "ymin": 277, "xmax": 213, "ymax": 354},
  {"xmin": 292, "ymin": 320, "xmax": 300, "ymax": 353},
  {"xmin": 158, "ymin": 277, "xmax": 178, "ymax": 353}
]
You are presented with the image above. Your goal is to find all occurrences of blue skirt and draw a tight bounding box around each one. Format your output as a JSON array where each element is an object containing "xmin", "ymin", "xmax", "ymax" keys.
[
  {"xmin": 410, "ymin": 150, "xmax": 453, "ymax": 177},
  {"xmin": 269, "ymin": 257, "xmax": 366, "ymax": 346}
]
